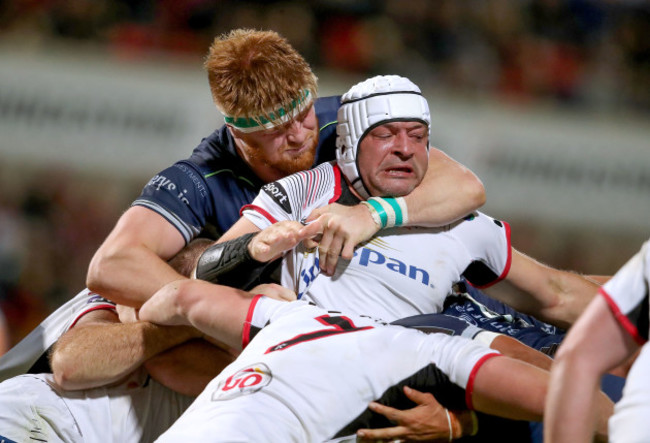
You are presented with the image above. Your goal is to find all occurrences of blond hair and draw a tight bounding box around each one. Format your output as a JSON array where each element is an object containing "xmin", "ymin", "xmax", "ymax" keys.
[{"xmin": 204, "ymin": 29, "xmax": 318, "ymax": 127}]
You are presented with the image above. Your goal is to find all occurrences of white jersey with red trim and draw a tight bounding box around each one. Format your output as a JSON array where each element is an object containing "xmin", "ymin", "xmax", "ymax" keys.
[
  {"xmin": 0, "ymin": 289, "xmax": 195, "ymax": 443},
  {"xmin": 242, "ymin": 162, "xmax": 511, "ymax": 322},
  {"xmin": 0, "ymin": 288, "xmax": 115, "ymax": 381},
  {"xmin": 598, "ymin": 240, "xmax": 650, "ymax": 443},
  {"xmin": 599, "ymin": 239, "xmax": 650, "ymax": 344},
  {"xmin": 157, "ymin": 297, "xmax": 500, "ymax": 443}
]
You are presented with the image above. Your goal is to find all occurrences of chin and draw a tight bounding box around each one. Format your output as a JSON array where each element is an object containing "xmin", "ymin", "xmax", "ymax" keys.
[{"xmin": 284, "ymin": 142, "xmax": 318, "ymax": 174}]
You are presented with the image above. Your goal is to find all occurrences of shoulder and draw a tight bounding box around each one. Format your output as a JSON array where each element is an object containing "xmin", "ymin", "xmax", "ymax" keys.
[{"xmin": 315, "ymin": 96, "xmax": 341, "ymax": 126}]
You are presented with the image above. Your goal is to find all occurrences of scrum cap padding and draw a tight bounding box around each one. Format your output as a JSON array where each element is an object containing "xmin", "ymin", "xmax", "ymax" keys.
[{"xmin": 336, "ymin": 75, "xmax": 430, "ymax": 199}]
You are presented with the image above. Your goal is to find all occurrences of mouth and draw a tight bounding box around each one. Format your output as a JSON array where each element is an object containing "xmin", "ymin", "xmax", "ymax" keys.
[{"xmin": 383, "ymin": 165, "xmax": 414, "ymax": 177}]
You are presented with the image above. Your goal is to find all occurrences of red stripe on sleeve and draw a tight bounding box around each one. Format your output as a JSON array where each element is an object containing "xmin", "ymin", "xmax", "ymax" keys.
[
  {"xmin": 465, "ymin": 353, "xmax": 502, "ymax": 410},
  {"xmin": 240, "ymin": 204, "xmax": 279, "ymax": 224},
  {"xmin": 68, "ymin": 304, "xmax": 117, "ymax": 330},
  {"xmin": 242, "ymin": 295, "xmax": 264, "ymax": 349},
  {"xmin": 600, "ymin": 288, "xmax": 646, "ymax": 345},
  {"xmin": 330, "ymin": 164, "xmax": 343, "ymax": 203}
]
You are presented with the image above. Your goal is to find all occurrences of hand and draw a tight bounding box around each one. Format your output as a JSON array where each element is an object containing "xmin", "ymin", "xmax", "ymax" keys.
[
  {"xmin": 116, "ymin": 304, "xmax": 139, "ymax": 323},
  {"xmin": 139, "ymin": 280, "xmax": 192, "ymax": 327},
  {"xmin": 304, "ymin": 203, "xmax": 380, "ymax": 276},
  {"xmin": 249, "ymin": 220, "xmax": 321, "ymax": 262},
  {"xmin": 357, "ymin": 386, "xmax": 453, "ymax": 442},
  {"xmin": 248, "ymin": 283, "xmax": 297, "ymax": 301}
]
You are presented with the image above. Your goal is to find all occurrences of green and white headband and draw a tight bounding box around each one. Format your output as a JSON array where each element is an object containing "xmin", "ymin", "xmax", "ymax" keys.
[{"xmin": 223, "ymin": 89, "xmax": 313, "ymax": 133}]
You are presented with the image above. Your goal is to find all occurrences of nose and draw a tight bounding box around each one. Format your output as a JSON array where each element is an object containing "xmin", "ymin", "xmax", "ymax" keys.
[
  {"xmin": 392, "ymin": 132, "xmax": 415, "ymax": 158},
  {"xmin": 286, "ymin": 119, "xmax": 307, "ymax": 145}
]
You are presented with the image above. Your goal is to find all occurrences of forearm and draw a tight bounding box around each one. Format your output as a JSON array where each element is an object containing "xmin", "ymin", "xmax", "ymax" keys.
[
  {"xmin": 404, "ymin": 148, "xmax": 485, "ymax": 227},
  {"xmin": 471, "ymin": 356, "xmax": 547, "ymax": 422},
  {"xmin": 538, "ymin": 272, "xmax": 599, "ymax": 327},
  {"xmin": 87, "ymin": 206, "xmax": 187, "ymax": 306},
  {"xmin": 144, "ymin": 339, "xmax": 235, "ymax": 397},
  {"xmin": 544, "ymin": 353, "xmax": 610, "ymax": 442},
  {"xmin": 88, "ymin": 246, "xmax": 184, "ymax": 307},
  {"xmin": 51, "ymin": 321, "xmax": 197, "ymax": 390},
  {"xmin": 139, "ymin": 280, "xmax": 251, "ymax": 351}
]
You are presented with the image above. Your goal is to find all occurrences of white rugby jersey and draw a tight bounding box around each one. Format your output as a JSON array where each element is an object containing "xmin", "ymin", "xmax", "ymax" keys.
[
  {"xmin": 242, "ymin": 162, "xmax": 512, "ymax": 322},
  {"xmin": 0, "ymin": 370, "xmax": 194, "ymax": 443},
  {"xmin": 0, "ymin": 290, "xmax": 195, "ymax": 442},
  {"xmin": 0, "ymin": 288, "xmax": 115, "ymax": 381},
  {"xmin": 600, "ymin": 239, "xmax": 650, "ymax": 344},
  {"xmin": 158, "ymin": 296, "xmax": 500, "ymax": 442}
]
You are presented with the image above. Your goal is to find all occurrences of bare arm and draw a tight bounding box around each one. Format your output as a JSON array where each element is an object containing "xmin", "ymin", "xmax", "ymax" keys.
[
  {"xmin": 488, "ymin": 334, "xmax": 553, "ymax": 370},
  {"xmin": 143, "ymin": 339, "xmax": 235, "ymax": 397},
  {"xmin": 87, "ymin": 206, "xmax": 187, "ymax": 307},
  {"xmin": 472, "ymin": 355, "xmax": 612, "ymax": 442},
  {"xmin": 50, "ymin": 308, "xmax": 201, "ymax": 390},
  {"xmin": 354, "ymin": 331, "xmax": 552, "ymax": 441},
  {"xmin": 404, "ymin": 147, "xmax": 486, "ymax": 226},
  {"xmin": 357, "ymin": 387, "xmax": 477, "ymax": 441},
  {"xmin": 488, "ymin": 248, "xmax": 600, "ymax": 328},
  {"xmin": 139, "ymin": 279, "xmax": 255, "ymax": 351},
  {"xmin": 545, "ymin": 296, "xmax": 634, "ymax": 443},
  {"xmin": 217, "ymin": 216, "xmax": 262, "ymax": 243},
  {"xmin": 306, "ymin": 149, "xmax": 485, "ymax": 274}
]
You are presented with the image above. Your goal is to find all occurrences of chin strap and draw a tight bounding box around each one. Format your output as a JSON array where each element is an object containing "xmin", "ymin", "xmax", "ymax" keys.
[{"xmin": 194, "ymin": 233, "xmax": 270, "ymax": 290}]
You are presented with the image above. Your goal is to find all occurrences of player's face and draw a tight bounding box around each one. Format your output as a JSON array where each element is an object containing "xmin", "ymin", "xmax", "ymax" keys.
[
  {"xmin": 231, "ymin": 104, "xmax": 319, "ymax": 183},
  {"xmin": 357, "ymin": 121, "xmax": 428, "ymax": 197}
]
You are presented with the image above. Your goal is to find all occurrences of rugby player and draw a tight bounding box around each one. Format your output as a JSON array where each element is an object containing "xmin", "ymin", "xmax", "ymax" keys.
[{"xmin": 545, "ymin": 239, "xmax": 650, "ymax": 442}]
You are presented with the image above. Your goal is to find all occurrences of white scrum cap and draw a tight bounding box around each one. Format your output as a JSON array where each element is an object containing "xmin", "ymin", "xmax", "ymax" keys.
[{"xmin": 336, "ymin": 75, "xmax": 431, "ymax": 199}]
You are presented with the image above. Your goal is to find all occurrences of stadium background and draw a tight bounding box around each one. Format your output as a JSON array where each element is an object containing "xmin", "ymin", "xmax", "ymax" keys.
[{"xmin": 0, "ymin": 0, "xmax": 648, "ymax": 347}]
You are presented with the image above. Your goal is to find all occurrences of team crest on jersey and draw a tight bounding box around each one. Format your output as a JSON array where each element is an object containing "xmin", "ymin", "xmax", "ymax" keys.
[
  {"xmin": 212, "ymin": 363, "xmax": 272, "ymax": 401},
  {"xmin": 262, "ymin": 182, "xmax": 292, "ymax": 213}
]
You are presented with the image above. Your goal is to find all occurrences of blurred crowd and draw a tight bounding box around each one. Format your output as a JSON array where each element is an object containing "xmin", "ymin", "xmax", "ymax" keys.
[
  {"xmin": 1, "ymin": 0, "xmax": 649, "ymax": 348},
  {"xmin": 1, "ymin": 0, "xmax": 649, "ymax": 112},
  {"xmin": 0, "ymin": 164, "xmax": 140, "ymax": 347}
]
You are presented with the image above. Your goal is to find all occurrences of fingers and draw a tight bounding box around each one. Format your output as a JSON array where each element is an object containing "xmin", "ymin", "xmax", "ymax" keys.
[
  {"xmin": 298, "ymin": 217, "xmax": 325, "ymax": 240},
  {"xmin": 317, "ymin": 217, "xmax": 345, "ymax": 276},
  {"xmin": 305, "ymin": 203, "xmax": 345, "ymax": 222},
  {"xmin": 305, "ymin": 205, "xmax": 325, "ymax": 223},
  {"xmin": 369, "ymin": 400, "xmax": 407, "ymax": 420},
  {"xmin": 403, "ymin": 386, "xmax": 437, "ymax": 406},
  {"xmin": 357, "ymin": 425, "xmax": 409, "ymax": 441},
  {"xmin": 250, "ymin": 221, "xmax": 304, "ymax": 262}
]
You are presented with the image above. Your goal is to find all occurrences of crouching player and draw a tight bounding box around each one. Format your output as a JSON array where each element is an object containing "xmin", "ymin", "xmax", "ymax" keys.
[{"xmin": 138, "ymin": 278, "xmax": 613, "ymax": 442}]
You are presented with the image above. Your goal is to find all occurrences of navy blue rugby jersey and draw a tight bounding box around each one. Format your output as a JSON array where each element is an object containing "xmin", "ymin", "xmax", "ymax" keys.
[{"xmin": 133, "ymin": 96, "xmax": 341, "ymax": 242}]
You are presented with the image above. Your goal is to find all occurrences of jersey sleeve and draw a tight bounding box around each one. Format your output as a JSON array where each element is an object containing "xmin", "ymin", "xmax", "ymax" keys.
[
  {"xmin": 426, "ymin": 333, "xmax": 501, "ymax": 410},
  {"xmin": 242, "ymin": 162, "xmax": 340, "ymax": 229},
  {"xmin": 67, "ymin": 292, "xmax": 117, "ymax": 330},
  {"xmin": 242, "ymin": 296, "xmax": 299, "ymax": 349},
  {"xmin": 599, "ymin": 240, "xmax": 650, "ymax": 344},
  {"xmin": 132, "ymin": 161, "xmax": 213, "ymax": 243},
  {"xmin": 457, "ymin": 212, "xmax": 512, "ymax": 288}
]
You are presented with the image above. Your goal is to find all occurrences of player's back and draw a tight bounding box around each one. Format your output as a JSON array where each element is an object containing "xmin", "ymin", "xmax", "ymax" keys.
[{"xmin": 157, "ymin": 298, "xmax": 497, "ymax": 442}]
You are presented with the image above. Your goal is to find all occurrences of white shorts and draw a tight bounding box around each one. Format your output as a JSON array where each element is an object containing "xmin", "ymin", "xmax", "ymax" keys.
[
  {"xmin": 0, "ymin": 374, "xmax": 84, "ymax": 443},
  {"xmin": 609, "ymin": 343, "xmax": 650, "ymax": 443}
]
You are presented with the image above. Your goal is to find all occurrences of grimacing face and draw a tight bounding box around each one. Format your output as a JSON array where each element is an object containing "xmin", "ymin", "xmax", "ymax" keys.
[
  {"xmin": 357, "ymin": 121, "xmax": 429, "ymax": 197},
  {"xmin": 230, "ymin": 104, "xmax": 319, "ymax": 183}
]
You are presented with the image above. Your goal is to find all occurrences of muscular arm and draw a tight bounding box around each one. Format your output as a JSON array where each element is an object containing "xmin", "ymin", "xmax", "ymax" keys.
[
  {"xmin": 404, "ymin": 147, "xmax": 485, "ymax": 226},
  {"xmin": 306, "ymin": 149, "xmax": 485, "ymax": 273},
  {"xmin": 139, "ymin": 279, "xmax": 255, "ymax": 351},
  {"xmin": 87, "ymin": 206, "xmax": 187, "ymax": 307},
  {"xmin": 488, "ymin": 249, "xmax": 600, "ymax": 328},
  {"xmin": 143, "ymin": 339, "xmax": 235, "ymax": 397},
  {"xmin": 50, "ymin": 308, "xmax": 201, "ymax": 390},
  {"xmin": 473, "ymin": 355, "xmax": 612, "ymax": 442},
  {"xmin": 545, "ymin": 296, "xmax": 635, "ymax": 443}
]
